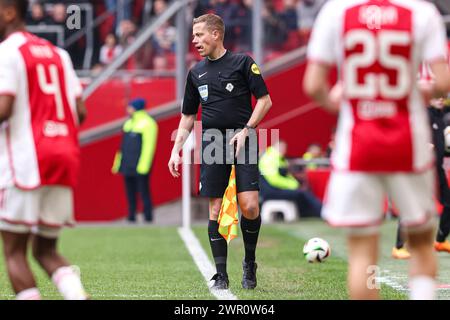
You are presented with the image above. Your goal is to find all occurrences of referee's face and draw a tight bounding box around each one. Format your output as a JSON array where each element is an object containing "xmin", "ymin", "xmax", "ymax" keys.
[{"xmin": 192, "ymin": 22, "xmax": 217, "ymax": 57}]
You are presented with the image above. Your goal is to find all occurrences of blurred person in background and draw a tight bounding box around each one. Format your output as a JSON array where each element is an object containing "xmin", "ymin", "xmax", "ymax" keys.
[
  {"xmin": 296, "ymin": 0, "xmax": 327, "ymax": 43},
  {"xmin": 279, "ymin": 0, "xmax": 299, "ymax": 32},
  {"xmin": 117, "ymin": 19, "xmax": 136, "ymax": 47},
  {"xmin": 116, "ymin": 19, "xmax": 137, "ymax": 69},
  {"xmin": 151, "ymin": 21, "xmax": 176, "ymax": 56},
  {"xmin": 112, "ymin": 98, "xmax": 158, "ymax": 223},
  {"xmin": 26, "ymin": 1, "xmax": 52, "ymax": 25},
  {"xmin": 259, "ymin": 140, "xmax": 322, "ymax": 218},
  {"xmin": 392, "ymin": 96, "xmax": 450, "ymax": 259},
  {"xmin": 105, "ymin": 0, "xmax": 132, "ymax": 35},
  {"xmin": 231, "ymin": 0, "xmax": 252, "ymax": 53},
  {"xmin": 99, "ymin": 33, "xmax": 122, "ymax": 66},
  {"xmin": 262, "ymin": 0, "xmax": 288, "ymax": 51},
  {"xmin": 302, "ymin": 142, "xmax": 323, "ymax": 170}
]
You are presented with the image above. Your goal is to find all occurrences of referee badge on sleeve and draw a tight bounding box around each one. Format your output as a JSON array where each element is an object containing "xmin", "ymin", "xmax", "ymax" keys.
[
  {"xmin": 251, "ymin": 63, "xmax": 261, "ymax": 75},
  {"xmin": 198, "ymin": 85, "xmax": 208, "ymax": 102}
]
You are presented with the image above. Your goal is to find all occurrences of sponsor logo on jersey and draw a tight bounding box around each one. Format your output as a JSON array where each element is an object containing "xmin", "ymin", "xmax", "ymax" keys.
[
  {"xmin": 251, "ymin": 63, "xmax": 261, "ymax": 75},
  {"xmin": 357, "ymin": 100, "xmax": 397, "ymax": 120},
  {"xmin": 359, "ymin": 5, "xmax": 398, "ymax": 30},
  {"xmin": 29, "ymin": 45, "xmax": 54, "ymax": 58},
  {"xmin": 43, "ymin": 121, "xmax": 68, "ymax": 137},
  {"xmin": 198, "ymin": 85, "xmax": 208, "ymax": 101}
]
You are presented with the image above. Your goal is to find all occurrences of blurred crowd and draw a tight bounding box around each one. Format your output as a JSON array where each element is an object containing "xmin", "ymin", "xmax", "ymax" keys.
[
  {"xmin": 23, "ymin": 0, "xmax": 329, "ymax": 72},
  {"xmin": 92, "ymin": 0, "xmax": 330, "ymax": 72},
  {"xmin": 192, "ymin": 0, "xmax": 327, "ymax": 56},
  {"xmin": 24, "ymin": 0, "xmax": 450, "ymax": 72}
]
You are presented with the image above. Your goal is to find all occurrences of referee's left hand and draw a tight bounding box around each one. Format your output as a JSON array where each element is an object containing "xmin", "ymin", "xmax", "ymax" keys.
[
  {"xmin": 229, "ymin": 128, "xmax": 249, "ymax": 158},
  {"xmin": 168, "ymin": 152, "xmax": 182, "ymax": 178}
]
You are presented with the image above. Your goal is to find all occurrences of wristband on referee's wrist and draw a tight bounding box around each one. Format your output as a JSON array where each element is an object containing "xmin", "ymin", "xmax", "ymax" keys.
[{"xmin": 244, "ymin": 124, "xmax": 255, "ymax": 130}]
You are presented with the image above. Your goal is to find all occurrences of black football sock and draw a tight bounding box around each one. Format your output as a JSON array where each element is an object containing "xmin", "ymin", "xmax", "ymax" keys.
[
  {"xmin": 208, "ymin": 220, "xmax": 228, "ymax": 275},
  {"xmin": 396, "ymin": 222, "xmax": 406, "ymax": 249},
  {"xmin": 241, "ymin": 215, "xmax": 261, "ymax": 263},
  {"xmin": 437, "ymin": 206, "xmax": 450, "ymax": 243}
]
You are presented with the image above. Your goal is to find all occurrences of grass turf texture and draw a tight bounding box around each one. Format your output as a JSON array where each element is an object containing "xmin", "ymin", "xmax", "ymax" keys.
[
  {"xmin": 192, "ymin": 221, "xmax": 405, "ymax": 300},
  {"xmin": 0, "ymin": 227, "xmax": 212, "ymax": 300},
  {"xmin": 7, "ymin": 219, "xmax": 450, "ymax": 300}
]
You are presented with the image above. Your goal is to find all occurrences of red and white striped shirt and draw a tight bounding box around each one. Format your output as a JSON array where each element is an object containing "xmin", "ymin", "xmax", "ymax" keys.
[
  {"xmin": 0, "ymin": 32, "xmax": 82, "ymax": 189},
  {"xmin": 418, "ymin": 41, "xmax": 450, "ymax": 82},
  {"xmin": 307, "ymin": 0, "xmax": 448, "ymax": 172}
]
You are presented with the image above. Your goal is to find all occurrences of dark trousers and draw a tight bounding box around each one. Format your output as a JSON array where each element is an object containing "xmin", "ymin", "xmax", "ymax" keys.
[
  {"xmin": 124, "ymin": 174, "xmax": 153, "ymax": 222},
  {"xmin": 437, "ymin": 164, "xmax": 450, "ymax": 242},
  {"xmin": 259, "ymin": 177, "xmax": 322, "ymax": 218}
]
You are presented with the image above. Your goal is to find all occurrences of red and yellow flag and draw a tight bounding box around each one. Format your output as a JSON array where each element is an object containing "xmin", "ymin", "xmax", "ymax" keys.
[{"xmin": 217, "ymin": 165, "xmax": 239, "ymax": 244}]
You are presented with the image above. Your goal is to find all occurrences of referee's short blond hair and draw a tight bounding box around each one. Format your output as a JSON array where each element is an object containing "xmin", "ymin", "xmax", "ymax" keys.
[{"xmin": 193, "ymin": 14, "xmax": 225, "ymax": 40}]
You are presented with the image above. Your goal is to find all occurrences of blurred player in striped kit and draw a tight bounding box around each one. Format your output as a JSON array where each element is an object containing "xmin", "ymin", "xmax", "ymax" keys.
[
  {"xmin": 304, "ymin": 0, "xmax": 450, "ymax": 299},
  {"xmin": 0, "ymin": 0, "xmax": 88, "ymax": 300}
]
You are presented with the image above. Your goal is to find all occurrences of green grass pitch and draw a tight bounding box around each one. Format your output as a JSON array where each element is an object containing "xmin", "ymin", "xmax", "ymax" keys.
[{"xmin": 2, "ymin": 219, "xmax": 450, "ymax": 300}]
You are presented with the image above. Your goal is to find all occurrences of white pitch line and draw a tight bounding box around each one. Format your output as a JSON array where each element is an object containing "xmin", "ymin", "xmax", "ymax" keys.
[
  {"xmin": 376, "ymin": 271, "xmax": 409, "ymax": 292},
  {"xmin": 178, "ymin": 227, "xmax": 237, "ymax": 300}
]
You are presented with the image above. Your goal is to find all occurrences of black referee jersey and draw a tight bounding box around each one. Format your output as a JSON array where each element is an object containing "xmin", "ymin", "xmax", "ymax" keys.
[
  {"xmin": 429, "ymin": 106, "xmax": 448, "ymax": 164},
  {"xmin": 182, "ymin": 50, "xmax": 269, "ymax": 130}
]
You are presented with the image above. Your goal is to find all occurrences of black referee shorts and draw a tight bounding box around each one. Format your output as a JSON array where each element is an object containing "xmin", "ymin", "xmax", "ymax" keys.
[{"xmin": 199, "ymin": 129, "xmax": 259, "ymax": 198}]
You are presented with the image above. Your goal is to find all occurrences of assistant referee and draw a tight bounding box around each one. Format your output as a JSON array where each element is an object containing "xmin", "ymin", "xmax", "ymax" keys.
[{"xmin": 168, "ymin": 14, "xmax": 272, "ymax": 290}]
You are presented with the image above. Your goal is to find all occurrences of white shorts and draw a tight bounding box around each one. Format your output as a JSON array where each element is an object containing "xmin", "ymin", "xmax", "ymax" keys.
[
  {"xmin": 322, "ymin": 169, "xmax": 436, "ymax": 234},
  {"xmin": 0, "ymin": 186, "xmax": 74, "ymax": 238}
]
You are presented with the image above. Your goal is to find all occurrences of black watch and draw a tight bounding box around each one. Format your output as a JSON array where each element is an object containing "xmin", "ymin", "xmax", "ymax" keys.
[{"xmin": 244, "ymin": 124, "xmax": 255, "ymax": 130}]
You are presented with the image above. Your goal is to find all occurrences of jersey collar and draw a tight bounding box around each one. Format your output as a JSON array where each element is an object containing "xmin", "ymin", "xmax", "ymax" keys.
[{"xmin": 207, "ymin": 49, "xmax": 228, "ymax": 62}]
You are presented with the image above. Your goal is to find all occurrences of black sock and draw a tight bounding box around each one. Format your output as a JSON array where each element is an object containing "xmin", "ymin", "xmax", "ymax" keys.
[
  {"xmin": 396, "ymin": 222, "xmax": 405, "ymax": 249},
  {"xmin": 208, "ymin": 220, "xmax": 228, "ymax": 275},
  {"xmin": 241, "ymin": 215, "xmax": 261, "ymax": 263},
  {"xmin": 437, "ymin": 206, "xmax": 450, "ymax": 242}
]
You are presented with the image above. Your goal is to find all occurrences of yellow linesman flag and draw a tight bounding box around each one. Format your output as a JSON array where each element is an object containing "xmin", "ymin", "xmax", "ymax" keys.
[{"xmin": 217, "ymin": 165, "xmax": 239, "ymax": 244}]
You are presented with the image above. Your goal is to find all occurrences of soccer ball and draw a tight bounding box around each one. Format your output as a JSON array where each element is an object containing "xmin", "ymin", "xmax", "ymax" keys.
[{"xmin": 303, "ymin": 237, "xmax": 331, "ymax": 263}]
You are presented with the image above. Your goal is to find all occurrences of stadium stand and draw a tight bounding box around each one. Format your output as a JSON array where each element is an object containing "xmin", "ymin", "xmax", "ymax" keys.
[{"xmin": 23, "ymin": 1, "xmax": 450, "ymax": 222}]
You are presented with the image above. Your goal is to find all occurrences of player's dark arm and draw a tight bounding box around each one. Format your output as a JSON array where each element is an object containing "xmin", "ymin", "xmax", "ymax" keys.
[
  {"xmin": 0, "ymin": 95, "xmax": 14, "ymax": 124},
  {"xmin": 303, "ymin": 62, "xmax": 340, "ymax": 113},
  {"xmin": 76, "ymin": 97, "xmax": 87, "ymax": 124},
  {"xmin": 246, "ymin": 94, "xmax": 272, "ymax": 129}
]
